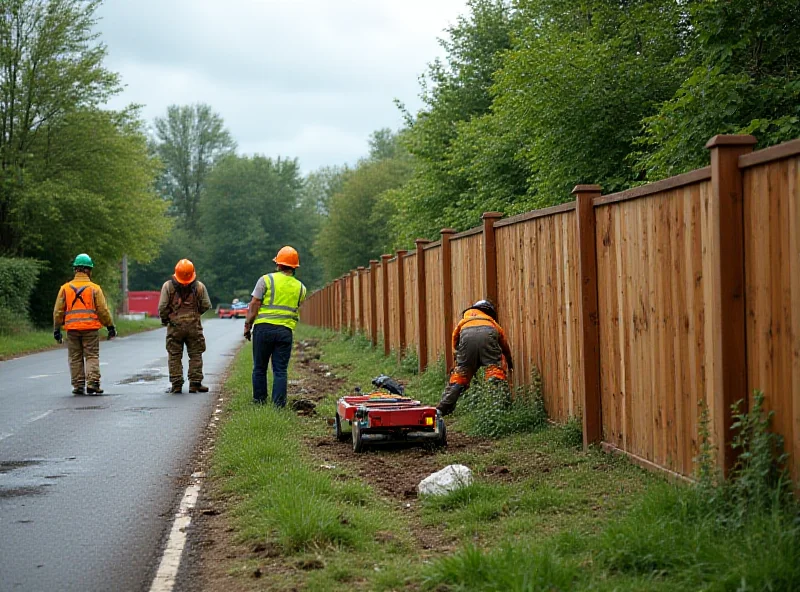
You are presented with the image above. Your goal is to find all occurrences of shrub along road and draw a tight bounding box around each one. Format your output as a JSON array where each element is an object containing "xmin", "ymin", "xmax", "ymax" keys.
[{"xmin": 181, "ymin": 326, "xmax": 799, "ymax": 591}]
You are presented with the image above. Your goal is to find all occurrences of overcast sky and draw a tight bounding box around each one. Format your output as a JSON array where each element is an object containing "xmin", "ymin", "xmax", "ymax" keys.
[{"xmin": 96, "ymin": 0, "xmax": 468, "ymax": 172}]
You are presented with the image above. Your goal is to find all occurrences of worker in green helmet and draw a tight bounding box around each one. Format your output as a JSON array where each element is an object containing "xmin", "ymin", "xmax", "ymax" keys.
[{"xmin": 53, "ymin": 254, "xmax": 116, "ymax": 395}]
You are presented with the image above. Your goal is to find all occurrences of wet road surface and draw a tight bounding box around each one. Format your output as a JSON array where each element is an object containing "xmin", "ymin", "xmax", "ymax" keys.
[{"xmin": 0, "ymin": 319, "xmax": 244, "ymax": 592}]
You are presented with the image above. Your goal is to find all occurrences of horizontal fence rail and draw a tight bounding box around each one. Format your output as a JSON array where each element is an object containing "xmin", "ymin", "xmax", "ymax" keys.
[{"xmin": 300, "ymin": 135, "xmax": 800, "ymax": 485}]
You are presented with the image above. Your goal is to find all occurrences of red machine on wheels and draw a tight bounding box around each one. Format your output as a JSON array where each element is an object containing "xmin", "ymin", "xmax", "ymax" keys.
[{"xmin": 333, "ymin": 376, "xmax": 446, "ymax": 452}]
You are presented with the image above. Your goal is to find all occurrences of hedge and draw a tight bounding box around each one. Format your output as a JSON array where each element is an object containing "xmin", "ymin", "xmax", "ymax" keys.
[{"xmin": 0, "ymin": 257, "xmax": 42, "ymax": 325}]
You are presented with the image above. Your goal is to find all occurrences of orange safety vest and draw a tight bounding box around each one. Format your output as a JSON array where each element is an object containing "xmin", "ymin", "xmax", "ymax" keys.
[
  {"xmin": 62, "ymin": 280, "xmax": 102, "ymax": 331},
  {"xmin": 455, "ymin": 308, "xmax": 500, "ymax": 333}
]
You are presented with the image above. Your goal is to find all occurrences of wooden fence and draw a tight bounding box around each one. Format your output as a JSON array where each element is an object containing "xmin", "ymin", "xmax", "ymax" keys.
[{"xmin": 300, "ymin": 135, "xmax": 800, "ymax": 484}]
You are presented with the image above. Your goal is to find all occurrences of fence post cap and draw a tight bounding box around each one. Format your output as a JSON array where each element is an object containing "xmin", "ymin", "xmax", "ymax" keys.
[
  {"xmin": 369, "ymin": 259, "xmax": 379, "ymax": 264},
  {"xmin": 440, "ymin": 228, "xmax": 456, "ymax": 235},
  {"xmin": 380, "ymin": 253, "xmax": 392, "ymax": 260},
  {"xmin": 481, "ymin": 211, "xmax": 503, "ymax": 220},
  {"xmin": 415, "ymin": 238, "xmax": 432, "ymax": 245},
  {"xmin": 705, "ymin": 134, "xmax": 757, "ymax": 149},
  {"xmin": 572, "ymin": 184, "xmax": 603, "ymax": 194},
  {"xmin": 395, "ymin": 249, "xmax": 408, "ymax": 257},
  {"xmin": 357, "ymin": 266, "xmax": 366, "ymax": 270}
]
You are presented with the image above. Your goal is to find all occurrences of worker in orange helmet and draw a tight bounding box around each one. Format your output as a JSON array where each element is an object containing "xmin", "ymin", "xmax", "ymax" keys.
[
  {"xmin": 244, "ymin": 246, "xmax": 307, "ymax": 407},
  {"xmin": 436, "ymin": 299, "xmax": 514, "ymax": 416},
  {"xmin": 53, "ymin": 254, "xmax": 116, "ymax": 395},
  {"xmin": 158, "ymin": 259, "xmax": 212, "ymax": 394}
]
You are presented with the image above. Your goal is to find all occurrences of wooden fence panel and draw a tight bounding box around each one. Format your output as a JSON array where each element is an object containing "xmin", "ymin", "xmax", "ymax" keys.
[
  {"xmin": 595, "ymin": 180, "xmax": 715, "ymax": 476},
  {"xmin": 363, "ymin": 268, "xmax": 372, "ymax": 336},
  {"xmin": 387, "ymin": 258, "xmax": 400, "ymax": 352},
  {"xmin": 496, "ymin": 210, "xmax": 583, "ymax": 422},
  {"xmin": 743, "ymin": 155, "xmax": 800, "ymax": 482},
  {"xmin": 450, "ymin": 233, "xmax": 484, "ymax": 323},
  {"xmin": 403, "ymin": 252, "xmax": 418, "ymax": 352},
  {"xmin": 425, "ymin": 244, "xmax": 445, "ymax": 364},
  {"xmin": 376, "ymin": 264, "xmax": 384, "ymax": 341}
]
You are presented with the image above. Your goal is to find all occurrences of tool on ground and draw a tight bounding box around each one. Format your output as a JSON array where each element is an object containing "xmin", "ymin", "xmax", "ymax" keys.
[{"xmin": 332, "ymin": 375, "xmax": 446, "ymax": 453}]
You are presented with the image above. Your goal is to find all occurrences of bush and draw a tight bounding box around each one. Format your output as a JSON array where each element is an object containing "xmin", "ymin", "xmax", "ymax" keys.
[
  {"xmin": 0, "ymin": 258, "xmax": 41, "ymax": 333},
  {"xmin": 459, "ymin": 368, "xmax": 548, "ymax": 439}
]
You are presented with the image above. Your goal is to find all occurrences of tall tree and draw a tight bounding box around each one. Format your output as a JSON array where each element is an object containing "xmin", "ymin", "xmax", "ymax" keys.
[
  {"xmin": 153, "ymin": 103, "xmax": 236, "ymax": 230},
  {"xmin": 0, "ymin": 0, "xmax": 120, "ymax": 253}
]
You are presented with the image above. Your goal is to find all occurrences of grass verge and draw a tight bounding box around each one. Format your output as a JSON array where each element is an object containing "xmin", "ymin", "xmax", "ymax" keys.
[
  {"xmin": 206, "ymin": 325, "xmax": 799, "ymax": 592},
  {"xmin": 0, "ymin": 317, "xmax": 163, "ymax": 359}
]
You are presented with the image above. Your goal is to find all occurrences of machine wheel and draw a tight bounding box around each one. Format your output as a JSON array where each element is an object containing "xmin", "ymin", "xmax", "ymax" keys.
[
  {"xmin": 437, "ymin": 417, "xmax": 448, "ymax": 448},
  {"xmin": 334, "ymin": 412, "xmax": 349, "ymax": 442},
  {"xmin": 352, "ymin": 421, "xmax": 366, "ymax": 453}
]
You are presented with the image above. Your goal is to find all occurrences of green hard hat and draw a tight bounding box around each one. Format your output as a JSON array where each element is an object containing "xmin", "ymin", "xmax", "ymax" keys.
[{"xmin": 72, "ymin": 253, "xmax": 94, "ymax": 268}]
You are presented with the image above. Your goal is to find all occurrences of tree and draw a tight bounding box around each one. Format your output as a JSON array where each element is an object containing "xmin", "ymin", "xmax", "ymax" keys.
[
  {"xmin": 0, "ymin": 0, "xmax": 120, "ymax": 253},
  {"xmin": 199, "ymin": 155, "xmax": 322, "ymax": 301},
  {"xmin": 153, "ymin": 103, "xmax": 236, "ymax": 230},
  {"xmin": 637, "ymin": 0, "xmax": 800, "ymax": 178}
]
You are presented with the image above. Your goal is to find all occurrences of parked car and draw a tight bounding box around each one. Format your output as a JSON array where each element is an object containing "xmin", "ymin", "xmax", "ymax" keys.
[{"xmin": 217, "ymin": 299, "xmax": 248, "ymax": 319}]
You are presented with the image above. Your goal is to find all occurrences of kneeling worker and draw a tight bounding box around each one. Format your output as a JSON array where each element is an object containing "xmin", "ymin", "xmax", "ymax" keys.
[
  {"xmin": 159, "ymin": 259, "xmax": 212, "ymax": 393},
  {"xmin": 244, "ymin": 246, "xmax": 307, "ymax": 407},
  {"xmin": 437, "ymin": 299, "xmax": 514, "ymax": 416},
  {"xmin": 53, "ymin": 254, "xmax": 116, "ymax": 395}
]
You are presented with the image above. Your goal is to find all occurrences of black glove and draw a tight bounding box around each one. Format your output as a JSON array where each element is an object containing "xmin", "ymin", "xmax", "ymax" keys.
[
  {"xmin": 244, "ymin": 327, "xmax": 252, "ymax": 341},
  {"xmin": 54, "ymin": 329, "xmax": 63, "ymax": 344},
  {"xmin": 107, "ymin": 325, "xmax": 117, "ymax": 340},
  {"xmin": 161, "ymin": 318, "xmax": 169, "ymax": 327}
]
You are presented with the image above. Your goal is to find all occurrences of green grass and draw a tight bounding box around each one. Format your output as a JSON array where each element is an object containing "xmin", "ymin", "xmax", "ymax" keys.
[
  {"xmin": 0, "ymin": 317, "xmax": 163, "ymax": 359},
  {"xmin": 210, "ymin": 324, "xmax": 800, "ymax": 591}
]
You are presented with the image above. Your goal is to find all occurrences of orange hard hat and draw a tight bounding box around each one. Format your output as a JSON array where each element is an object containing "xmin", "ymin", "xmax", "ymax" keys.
[
  {"xmin": 174, "ymin": 259, "xmax": 196, "ymax": 285},
  {"xmin": 273, "ymin": 246, "xmax": 300, "ymax": 268}
]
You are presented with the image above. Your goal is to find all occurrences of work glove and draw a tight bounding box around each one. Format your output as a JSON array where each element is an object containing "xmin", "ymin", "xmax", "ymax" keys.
[
  {"xmin": 54, "ymin": 329, "xmax": 63, "ymax": 344},
  {"xmin": 161, "ymin": 318, "xmax": 169, "ymax": 327},
  {"xmin": 243, "ymin": 323, "xmax": 251, "ymax": 341},
  {"xmin": 107, "ymin": 325, "xmax": 117, "ymax": 340}
]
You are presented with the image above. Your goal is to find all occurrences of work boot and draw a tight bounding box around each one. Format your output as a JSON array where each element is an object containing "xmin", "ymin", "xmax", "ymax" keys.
[
  {"xmin": 86, "ymin": 384, "xmax": 104, "ymax": 395},
  {"xmin": 166, "ymin": 384, "xmax": 183, "ymax": 394},
  {"xmin": 72, "ymin": 387, "xmax": 85, "ymax": 396},
  {"xmin": 437, "ymin": 383, "xmax": 465, "ymax": 417},
  {"xmin": 189, "ymin": 383, "xmax": 209, "ymax": 393}
]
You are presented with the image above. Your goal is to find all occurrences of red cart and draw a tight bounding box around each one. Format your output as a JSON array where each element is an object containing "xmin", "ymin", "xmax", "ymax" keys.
[{"xmin": 334, "ymin": 392, "xmax": 446, "ymax": 452}]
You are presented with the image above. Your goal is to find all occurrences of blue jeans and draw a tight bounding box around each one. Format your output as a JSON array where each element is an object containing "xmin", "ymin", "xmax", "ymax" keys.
[{"xmin": 252, "ymin": 323, "xmax": 293, "ymax": 407}]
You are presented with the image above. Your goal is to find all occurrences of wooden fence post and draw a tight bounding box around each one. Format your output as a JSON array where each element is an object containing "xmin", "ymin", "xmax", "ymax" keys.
[
  {"xmin": 441, "ymin": 229, "xmax": 456, "ymax": 373},
  {"xmin": 482, "ymin": 212, "xmax": 503, "ymax": 305},
  {"xmin": 574, "ymin": 184, "xmax": 603, "ymax": 449},
  {"xmin": 415, "ymin": 239, "xmax": 431, "ymax": 372},
  {"xmin": 396, "ymin": 250, "xmax": 408, "ymax": 361},
  {"xmin": 341, "ymin": 276, "xmax": 348, "ymax": 333},
  {"xmin": 369, "ymin": 260, "xmax": 378, "ymax": 346},
  {"xmin": 381, "ymin": 254, "xmax": 392, "ymax": 356},
  {"xmin": 706, "ymin": 134, "xmax": 756, "ymax": 475},
  {"xmin": 357, "ymin": 266, "xmax": 366, "ymax": 334},
  {"xmin": 349, "ymin": 270, "xmax": 356, "ymax": 334}
]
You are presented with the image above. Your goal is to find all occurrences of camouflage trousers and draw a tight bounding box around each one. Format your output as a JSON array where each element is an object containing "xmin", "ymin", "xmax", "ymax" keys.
[
  {"xmin": 166, "ymin": 321, "xmax": 206, "ymax": 387},
  {"xmin": 67, "ymin": 330, "xmax": 101, "ymax": 389}
]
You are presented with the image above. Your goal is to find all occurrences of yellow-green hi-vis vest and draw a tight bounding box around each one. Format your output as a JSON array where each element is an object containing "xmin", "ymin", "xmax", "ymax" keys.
[{"xmin": 253, "ymin": 272, "xmax": 307, "ymax": 331}]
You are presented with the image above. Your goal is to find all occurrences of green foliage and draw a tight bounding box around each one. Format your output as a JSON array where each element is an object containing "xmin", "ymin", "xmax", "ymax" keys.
[
  {"xmin": 0, "ymin": 257, "xmax": 41, "ymax": 317},
  {"xmin": 458, "ymin": 369, "xmax": 548, "ymax": 439},
  {"xmin": 636, "ymin": 0, "xmax": 800, "ymax": 178},
  {"xmin": 152, "ymin": 103, "xmax": 236, "ymax": 231},
  {"xmin": 314, "ymin": 133, "xmax": 413, "ymax": 279},
  {"xmin": 199, "ymin": 154, "xmax": 322, "ymax": 300}
]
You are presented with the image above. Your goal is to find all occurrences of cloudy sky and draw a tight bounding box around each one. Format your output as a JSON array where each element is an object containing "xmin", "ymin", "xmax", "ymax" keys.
[{"xmin": 96, "ymin": 0, "xmax": 468, "ymax": 172}]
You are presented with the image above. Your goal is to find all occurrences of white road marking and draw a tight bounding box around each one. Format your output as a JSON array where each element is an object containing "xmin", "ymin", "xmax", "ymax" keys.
[
  {"xmin": 148, "ymin": 481, "xmax": 202, "ymax": 592},
  {"xmin": 28, "ymin": 375, "xmax": 50, "ymax": 379},
  {"xmin": 0, "ymin": 433, "xmax": 12, "ymax": 442},
  {"xmin": 27, "ymin": 410, "xmax": 53, "ymax": 424}
]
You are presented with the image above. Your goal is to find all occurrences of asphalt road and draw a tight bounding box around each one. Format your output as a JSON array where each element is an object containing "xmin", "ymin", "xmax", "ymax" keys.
[{"xmin": 0, "ymin": 319, "xmax": 244, "ymax": 592}]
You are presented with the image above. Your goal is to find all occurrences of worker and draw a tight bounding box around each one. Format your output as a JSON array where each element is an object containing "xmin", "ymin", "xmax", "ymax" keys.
[
  {"xmin": 53, "ymin": 254, "xmax": 116, "ymax": 395},
  {"xmin": 244, "ymin": 246, "xmax": 307, "ymax": 407},
  {"xmin": 159, "ymin": 259, "xmax": 212, "ymax": 394},
  {"xmin": 436, "ymin": 299, "xmax": 514, "ymax": 416}
]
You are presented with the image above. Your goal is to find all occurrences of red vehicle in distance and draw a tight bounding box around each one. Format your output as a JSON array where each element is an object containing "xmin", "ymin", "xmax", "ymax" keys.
[{"xmin": 217, "ymin": 299, "xmax": 248, "ymax": 319}]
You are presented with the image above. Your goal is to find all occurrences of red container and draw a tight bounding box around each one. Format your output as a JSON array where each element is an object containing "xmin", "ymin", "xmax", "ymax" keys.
[{"xmin": 127, "ymin": 291, "xmax": 160, "ymax": 317}]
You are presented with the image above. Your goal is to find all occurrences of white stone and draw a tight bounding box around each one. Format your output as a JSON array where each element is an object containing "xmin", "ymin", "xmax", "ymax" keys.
[{"xmin": 418, "ymin": 464, "xmax": 473, "ymax": 496}]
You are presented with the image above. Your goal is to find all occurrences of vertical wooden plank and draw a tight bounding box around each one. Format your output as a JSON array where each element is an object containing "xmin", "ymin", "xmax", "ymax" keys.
[
  {"xmin": 357, "ymin": 267, "xmax": 366, "ymax": 334},
  {"xmin": 349, "ymin": 270, "xmax": 356, "ymax": 334},
  {"xmin": 416, "ymin": 239, "xmax": 431, "ymax": 372},
  {"xmin": 381, "ymin": 254, "xmax": 392, "ymax": 356},
  {"xmin": 482, "ymin": 212, "xmax": 503, "ymax": 306},
  {"xmin": 396, "ymin": 250, "xmax": 408, "ymax": 360},
  {"xmin": 441, "ymin": 229, "xmax": 456, "ymax": 372},
  {"xmin": 706, "ymin": 134, "xmax": 756, "ymax": 474},
  {"xmin": 574, "ymin": 184, "xmax": 603, "ymax": 447},
  {"xmin": 369, "ymin": 260, "xmax": 379, "ymax": 346}
]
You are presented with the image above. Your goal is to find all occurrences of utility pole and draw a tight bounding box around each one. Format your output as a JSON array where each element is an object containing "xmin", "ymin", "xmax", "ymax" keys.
[{"xmin": 121, "ymin": 254, "xmax": 129, "ymax": 315}]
